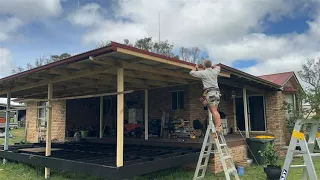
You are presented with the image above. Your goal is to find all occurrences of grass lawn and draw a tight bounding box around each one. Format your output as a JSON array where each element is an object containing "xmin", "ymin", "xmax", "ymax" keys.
[
  {"xmin": 0, "ymin": 128, "xmax": 319, "ymax": 180},
  {"xmin": 0, "ymin": 127, "xmax": 25, "ymax": 145}
]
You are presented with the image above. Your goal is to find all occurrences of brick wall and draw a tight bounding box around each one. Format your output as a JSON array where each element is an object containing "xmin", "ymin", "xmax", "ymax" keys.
[
  {"xmin": 186, "ymin": 144, "xmax": 248, "ymax": 173},
  {"xmin": 25, "ymin": 101, "xmax": 38, "ymax": 143},
  {"xmin": 265, "ymin": 91, "xmax": 287, "ymax": 156},
  {"xmin": 52, "ymin": 101, "xmax": 66, "ymax": 141},
  {"xmin": 25, "ymin": 100, "xmax": 66, "ymax": 143},
  {"xmin": 148, "ymin": 83, "xmax": 234, "ymax": 129},
  {"xmin": 149, "ymin": 85, "xmax": 190, "ymax": 121},
  {"xmin": 211, "ymin": 144, "xmax": 248, "ymax": 173}
]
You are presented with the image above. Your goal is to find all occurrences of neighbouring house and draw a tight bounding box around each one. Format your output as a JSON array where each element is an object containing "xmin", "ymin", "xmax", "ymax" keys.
[
  {"xmin": 0, "ymin": 102, "xmax": 26, "ymax": 129},
  {"xmin": 0, "ymin": 42, "xmax": 302, "ymax": 178}
]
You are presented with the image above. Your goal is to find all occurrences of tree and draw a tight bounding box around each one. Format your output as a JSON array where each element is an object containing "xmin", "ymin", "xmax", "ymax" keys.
[
  {"xmin": 298, "ymin": 58, "xmax": 320, "ymax": 118},
  {"xmin": 11, "ymin": 53, "xmax": 72, "ymax": 74},
  {"xmin": 50, "ymin": 53, "xmax": 71, "ymax": 62},
  {"xmin": 179, "ymin": 47, "xmax": 191, "ymax": 62},
  {"xmin": 12, "ymin": 66, "xmax": 24, "ymax": 74},
  {"xmin": 179, "ymin": 46, "xmax": 207, "ymax": 64},
  {"xmin": 129, "ymin": 37, "xmax": 177, "ymax": 58}
]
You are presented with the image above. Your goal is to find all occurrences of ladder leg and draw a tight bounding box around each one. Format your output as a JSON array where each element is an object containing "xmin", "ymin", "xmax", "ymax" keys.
[
  {"xmin": 300, "ymin": 138, "xmax": 318, "ymax": 180},
  {"xmin": 193, "ymin": 126, "xmax": 212, "ymax": 180},
  {"xmin": 200, "ymin": 134, "xmax": 213, "ymax": 177},
  {"xmin": 280, "ymin": 121, "xmax": 303, "ymax": 180},
  {"xmin": 220, "ymin": 134, "xmax": 240, "ymax": 180}
]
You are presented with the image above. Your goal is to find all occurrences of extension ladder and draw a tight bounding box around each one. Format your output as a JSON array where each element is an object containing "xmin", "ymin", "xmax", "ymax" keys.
[
  {"xmin": 193, "ymin": 111, "xmax": 240, "ymax": 180},
  {"xmin": 280, "ymin": 119, "xmax": 320, "ymax": 180}
]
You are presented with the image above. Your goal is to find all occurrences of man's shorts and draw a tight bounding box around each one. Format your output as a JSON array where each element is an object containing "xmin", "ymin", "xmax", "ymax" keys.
[{"xmin": 206, "ymin": 91, "xmax": 221, "ymax": 106}]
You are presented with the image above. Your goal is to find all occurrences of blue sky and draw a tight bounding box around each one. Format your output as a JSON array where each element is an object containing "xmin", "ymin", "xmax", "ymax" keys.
[{"xmin": 0, "ymin": 0, "xmax": 320, "ymax": 77}]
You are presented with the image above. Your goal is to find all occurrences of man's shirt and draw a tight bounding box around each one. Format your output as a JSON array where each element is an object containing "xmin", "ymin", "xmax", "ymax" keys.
[{"xmin": 189, "ymin": 66, "xmax": 220, "ymax": 90}]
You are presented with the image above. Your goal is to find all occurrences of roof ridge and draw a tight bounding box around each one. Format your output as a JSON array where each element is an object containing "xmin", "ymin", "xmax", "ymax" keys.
[{"xmin": 258, "ymin": 71, "xmax": 294, "ymax": 77}]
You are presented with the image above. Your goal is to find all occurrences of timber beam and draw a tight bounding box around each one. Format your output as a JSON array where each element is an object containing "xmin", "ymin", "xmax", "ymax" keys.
[{"xmin": 219, "ymin": 78, "xmax": 266, "ymax": 93}]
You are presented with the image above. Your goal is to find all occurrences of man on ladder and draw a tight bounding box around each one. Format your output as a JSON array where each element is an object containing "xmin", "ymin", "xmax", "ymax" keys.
[
  {"xmin": 189, "ymin": 60, "xmax": 222, "ymax": 134},
  {"xmin": 190, "ymin": 60, "xmax": 240, "ymax": 180}
]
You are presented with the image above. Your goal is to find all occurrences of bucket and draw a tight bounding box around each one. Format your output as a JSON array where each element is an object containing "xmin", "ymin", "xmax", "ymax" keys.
[
  {"xmin": 81, "ymin": 130, "xmax": 88, "ymax": 137},
  {"xmin": 237, "ymin": 166, "xmax": 245, "ymax": 176}
]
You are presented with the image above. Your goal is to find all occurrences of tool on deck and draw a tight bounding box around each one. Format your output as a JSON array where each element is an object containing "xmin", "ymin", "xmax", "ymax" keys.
[
  {"xmin": 193, "ymin": 110, "xmax": 240, "ymax": 180},
  {"xmin": 280, "ymin": 119, "xmax": 320, "ymax": 180}
]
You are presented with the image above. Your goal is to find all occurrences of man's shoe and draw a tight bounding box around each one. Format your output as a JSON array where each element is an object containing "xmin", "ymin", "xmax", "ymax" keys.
[{"xmin": 216, "ymin": 125, "xmax": 223, "ymax": 134}]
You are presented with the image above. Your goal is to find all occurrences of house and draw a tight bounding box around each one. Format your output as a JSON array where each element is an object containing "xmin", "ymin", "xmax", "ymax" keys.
[
  {"xmin": 0, "ymin": 42, "xmax": 301, "ymax": 179},
  {"xmin": 0, "ymin": 102, "xmax": 26, "ymax": 129}
]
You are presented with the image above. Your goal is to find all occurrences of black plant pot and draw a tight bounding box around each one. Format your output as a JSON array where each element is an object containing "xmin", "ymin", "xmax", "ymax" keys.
[{"xmin": 264, "ymin": 165, "xmax": 282, "ymax": 180}]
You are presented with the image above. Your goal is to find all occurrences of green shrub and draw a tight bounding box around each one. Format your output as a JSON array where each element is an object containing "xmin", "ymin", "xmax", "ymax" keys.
[{"xmin": 258, "ymin": 143, "xmax": 280, "ymax": 166}]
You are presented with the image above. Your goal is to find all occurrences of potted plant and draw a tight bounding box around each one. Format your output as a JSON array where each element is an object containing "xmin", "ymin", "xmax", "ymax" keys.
[{"xmin": 258, "ymin": 143, "xmax": 282, "ymax": 180}]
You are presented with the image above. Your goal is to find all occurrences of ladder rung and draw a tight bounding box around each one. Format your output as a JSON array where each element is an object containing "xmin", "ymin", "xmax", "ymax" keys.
[
  {"xmin": 294, "ymin": 153, "xmax": 320, "ymax": 157},
  {"xmin": 226, "ymin": 168, "xmax": 237, "ymax": 173},
  {"xmin": 204, "ymin": 151, "xmax": 214, "ymax": 154},
  {"xmin": 219, "ymin": 143, "xmax": 227, "ymax": 146},
  {"xmin": 199, "ymin": 165, "xmax": 207, "ymax": 169},
  {"xmin": 290, "ymin": 165, "xmax": 306, "ymax": 168},
  {"xmin": 202, "ymin": 154, "xmax": 210, "ymax": 158},
  {"xmin": 206, "ymin": 142, "xmax": 214, "ymax": 146},
  {"xmin": 223, "ymin": 155, "xmax": 232, "ymax": 160},
  {"xmin": 195, "ymin": 175, "xmax": 205, "ymax": 180},
  {"xmin": 291, "ymin": 150, "xmax": 307, "ymax": 154}
]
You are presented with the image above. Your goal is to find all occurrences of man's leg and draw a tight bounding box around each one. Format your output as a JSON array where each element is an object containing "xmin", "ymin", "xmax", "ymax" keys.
[{"xmin": 208, "ymin": 104, "xmax": 223, "ymax": 134}]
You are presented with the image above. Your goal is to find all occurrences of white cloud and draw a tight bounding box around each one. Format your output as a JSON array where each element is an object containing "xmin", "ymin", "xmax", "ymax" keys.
[
  {"xmin": 0, "ymin": 0, "xmax": 63, "ymax": 42},
  {"xmin": 0, "ymin": 17, "xmax": 23, "ymax": 41},
  {"xmin": 68, "ymin": 3, "xmax": 103, "ymax": 27},
  {"xmin": 68, "ymin": 0, "xmax": 320, "ymax": 80},
  {"xmin": 0, "ymin": 0, "xmax": 63, "ymax": 20},
  {"xmin": 0, "ymin": 48, "xmax": 13, "ymax": 78}
]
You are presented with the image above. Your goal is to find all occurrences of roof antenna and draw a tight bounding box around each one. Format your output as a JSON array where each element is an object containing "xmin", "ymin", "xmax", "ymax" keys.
[{"xmin": 158, "ymin": 12, "xmax": 160, "ymax": 43}]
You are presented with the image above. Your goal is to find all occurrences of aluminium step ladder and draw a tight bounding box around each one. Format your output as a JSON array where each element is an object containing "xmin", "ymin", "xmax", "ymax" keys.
[
  {"xmin": 193, "ymin": 111, "xmax": 240, "ymax": 180},
  {"xmin": 280, "ymin": 119, "xmax": 320, "ymax": 180}
]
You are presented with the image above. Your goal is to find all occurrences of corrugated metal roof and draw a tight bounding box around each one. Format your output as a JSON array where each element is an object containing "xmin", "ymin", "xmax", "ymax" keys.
[{"xmin": 258, "ymin": 72, "xmax": 294, "ymax": 86}]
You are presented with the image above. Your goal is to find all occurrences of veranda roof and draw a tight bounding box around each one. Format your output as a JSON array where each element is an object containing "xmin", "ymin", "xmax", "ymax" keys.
[{"xmin": 0, "ymin": 42, "xmax": 282, "ymax": 99}]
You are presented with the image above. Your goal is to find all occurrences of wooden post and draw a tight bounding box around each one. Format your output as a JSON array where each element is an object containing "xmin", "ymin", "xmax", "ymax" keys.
[
  {"xmin": 233, "ymin": 97, "xmax": 237, "ymax": 133},
  {"xmin": 100, "ymin": 96, "xmax": 104, "ymax": 138},
  {"xmin": 3, "ymin": 92, "xmax": 11, "ymax": 164},
  {"xmin": 45, "ymin": 83, "xmax": 53, "ymax": 179},
  {"xmin": 144, "ymin": 89, "xmax": 148, "ymax": 140},
  {"xmin": 117, "ymin": 68, "xmax": 124, "ymax": 167},
  {"xmin": 243, "ymin": 88, "xmax": 249, "ymax": 138}
]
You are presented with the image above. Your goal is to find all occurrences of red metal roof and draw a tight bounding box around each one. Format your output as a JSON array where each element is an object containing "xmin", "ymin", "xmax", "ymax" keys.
[
  {"xmin": 258, "ymin": 72, "xmax": 294, "ymax": 86},
  {"xmin": 283, "ymin": 87, "xmax": 297, "ymax": 92}
]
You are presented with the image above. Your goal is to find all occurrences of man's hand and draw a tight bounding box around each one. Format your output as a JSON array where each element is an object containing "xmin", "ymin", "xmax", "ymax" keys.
[
  {"xmin": 192, "ymin": 64, "xmax": 199, "ymax": 71},
  {"xmin": 212, "ymin": 65, "xmax": 219, "ymax": 69}
]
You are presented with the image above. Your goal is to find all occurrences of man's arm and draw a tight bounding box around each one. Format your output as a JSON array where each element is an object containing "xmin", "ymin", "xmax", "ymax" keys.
[
  {"xmin": 211, "ymin": 65, "xmax": 221, "ymax": 73},
  {"xmin": 189, "ymin": 65, "xmax": 204, "ymax": 78}
]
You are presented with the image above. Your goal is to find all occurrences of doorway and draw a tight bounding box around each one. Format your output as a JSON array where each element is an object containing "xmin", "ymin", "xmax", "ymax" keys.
[
  {"xmin": 235, "ymin": 97, "xmax": 245, "ymax": 131},
  {"xmin": 248, "ymin": 96, "xmax": 266, "ymax": 131},
  {"xmin": 235, "ymin": 95, "xmax": 266, "ymax": 132}
]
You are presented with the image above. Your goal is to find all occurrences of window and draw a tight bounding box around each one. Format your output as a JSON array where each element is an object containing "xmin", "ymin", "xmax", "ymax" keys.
[
  {"xmin": 284, "ymin": 93, "xmax": 295, "ymax": 117},
  {"xmin": 172, "ymin": 91, "xmax": 184, "ymax": 110},
  {"xmin": 38, "ymin": 101, "xmax": 47, "ymax": 127}
]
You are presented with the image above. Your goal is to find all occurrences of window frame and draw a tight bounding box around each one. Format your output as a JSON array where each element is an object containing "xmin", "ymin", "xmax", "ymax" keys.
[{"xmin": 171, "ymin": 90, "xmax": 185, "ymax": 111}]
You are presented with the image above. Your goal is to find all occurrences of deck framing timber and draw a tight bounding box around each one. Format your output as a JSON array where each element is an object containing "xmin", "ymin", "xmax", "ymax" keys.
[{"xmin": 0, "ymin": 143, "xmax": 200, "ymax": 180}]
